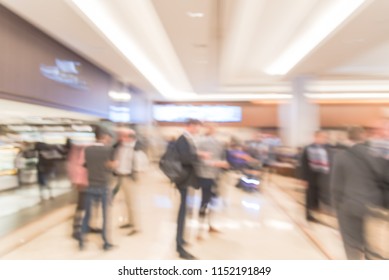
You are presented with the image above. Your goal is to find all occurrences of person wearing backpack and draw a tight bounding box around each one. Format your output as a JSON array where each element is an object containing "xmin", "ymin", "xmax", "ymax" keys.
[{"xmin": 172, "ymin": 119, "xmax": 202, "ymax": 260}]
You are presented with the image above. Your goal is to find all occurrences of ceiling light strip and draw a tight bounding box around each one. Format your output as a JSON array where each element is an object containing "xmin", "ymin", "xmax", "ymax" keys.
[
  {"xmin": 178, "ymin": 93, "xmax": 292, "ymax": 102},
  {"xmin": 70, "ymin": 0, "xmax": 195, "ymax": 99},
  {"xmin": 305, "ymin": 93, "xmax": 389, "ymax": 100},
  {"xmin": 265, "ymin": 0, "xmax": 366, "ymax": 75}
]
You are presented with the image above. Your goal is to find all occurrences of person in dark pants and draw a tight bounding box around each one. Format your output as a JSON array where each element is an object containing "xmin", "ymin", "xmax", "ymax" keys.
[
  {"xmin": 175, "ymin": 119, "xmax": 202, "ymax": 260},
  {"xmin": 35, "ymin": 142, "xmax": 63, "ymax": 202},
  {"xmin": 195, "ymin": 123, "xmax": 228, "ymax": 239},
  {"xmin": 78, "ymin": 128, "xmax": 117, "ymax": 251},
  {"xmin": 331, "ymin": 127, "xmax": 389, "ymax": 259},
  {"xmin": 67, "ymin": 143, "xmax": 101, "ymax": 238},
  {"xmin": 300, "ymin": 131, "xmax": 330, "ymax": 221}
]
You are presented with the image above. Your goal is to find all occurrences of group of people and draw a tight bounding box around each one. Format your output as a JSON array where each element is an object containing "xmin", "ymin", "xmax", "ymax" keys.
[
  {"xmin": 68, "ymin": 127, "xmax": 145, "ymax": 251},
  {"xmin": 161, "ymin": 121, "xmax": 282, "ymax": 259},
  {"xmin": 58, "ymin": 119, "xmax": 389, "ymax": 260},
  {"xmin": 300, "ymin": 122, "xmax": 389, "ymax": 260}
]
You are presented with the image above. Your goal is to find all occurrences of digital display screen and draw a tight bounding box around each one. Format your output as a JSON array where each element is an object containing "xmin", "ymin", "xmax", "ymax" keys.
[{"xmin": 153, "ymin": 105, "xmax": 242, "ymax": 122}]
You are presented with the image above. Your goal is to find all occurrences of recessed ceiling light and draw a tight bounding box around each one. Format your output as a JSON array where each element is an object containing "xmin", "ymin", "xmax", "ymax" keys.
[{"xmin": 187, "ymin": 12, "xmax": 204, "ymax": 18}]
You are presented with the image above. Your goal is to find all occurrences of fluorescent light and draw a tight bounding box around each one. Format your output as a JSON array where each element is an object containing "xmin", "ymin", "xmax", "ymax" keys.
[
  {"xmin": 108, "ymin": 91, "xmax": 132, "ymax": 101},
  {"xmin": 179, "ymin": 93, "xmax": 292, "ymax": 102},
  {"xmin": 305, "ymin": 93, "xmax": 389, "ymax": 99},
  {"xmin": 70, "ymin": 0, "xmax": 196, "ymax": 99},
  {"xmin": 187, "ymin": 12, "xmax": 204, "ymax": 18},
  {"xmin": 308, "ymin": 81, "xmax": 389, "ymax": 92},
  {"xmin": 265, "ymin": 0, "xmax": 366, "ymax": 75},
  {"xmin": 221, "ymin": 85, "xmax": 291, "ymax": 93}
]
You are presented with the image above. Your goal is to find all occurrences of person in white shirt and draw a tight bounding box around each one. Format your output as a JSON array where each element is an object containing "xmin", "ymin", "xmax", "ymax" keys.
[{"xmin": 113, "ymin": 128, "xmax": 142, "ymax": 235}]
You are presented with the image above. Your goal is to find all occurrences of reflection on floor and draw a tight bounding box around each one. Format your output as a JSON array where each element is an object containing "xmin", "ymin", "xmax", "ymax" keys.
[{"xmin": 1, "ymin": 167, "xmax": 346, "ymax": 260}]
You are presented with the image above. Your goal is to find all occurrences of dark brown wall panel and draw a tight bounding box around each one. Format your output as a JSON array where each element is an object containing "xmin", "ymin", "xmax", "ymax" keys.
[{"xmin": 0, "ymin": 5, "xmax": 111, "ymax": 117}]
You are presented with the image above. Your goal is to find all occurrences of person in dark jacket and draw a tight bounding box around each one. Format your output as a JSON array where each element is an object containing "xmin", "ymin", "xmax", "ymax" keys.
[
  {"xmin": 331, "ymin": 127, "xmax": 389, "ymax": 259},
  {"xmin": 175, "ymin": 119, "xmax": 203, "ymax": 260},
  {"xmin": 300, "ymin": 131, "xmax": 330, "ymax": 221},
  {"xmin": 35, "ymin": 142, "xmax": 64, "ymax": 201}
]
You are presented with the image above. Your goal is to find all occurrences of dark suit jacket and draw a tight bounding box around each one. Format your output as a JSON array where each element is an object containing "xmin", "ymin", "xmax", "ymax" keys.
[
  {"xmin": 331, "ymin": 143, "xmax": 389, "ymax": 216},
  {"xmin": 175, "ymin": 133, "xmax": 198, "ymax": 189}
]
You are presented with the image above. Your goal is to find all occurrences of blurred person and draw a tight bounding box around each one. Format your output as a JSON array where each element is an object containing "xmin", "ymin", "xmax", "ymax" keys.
[
  {"xmin": 174, "ymin": 119, "xmax": 202, "ymax": 260},
  {"xmin": 112, "ymin": 128, "xmax": 144, "ymax": 235},
  {"xmin": 35, "ymin": 142, "xmax": 64, "ymax": 201},
  {"xmin": 15, "ymin": 142, "xmax": 37, "ymax": 185},
  {"xmin": 330, "ymin": 126, "xmax": 389, "ymax": 259},
  {"xmin": 67, "ymin": 140, "xmax": 100, "ymax": 239},
  {"xmin": 246, "ymin": 131, "xmax": 268, "ymax": 166},
  {"xmin": 226, "ymin": 139, "xmax": 254, "ymax": 170},
  {"xmin": 369, "ymin": 119, "xmax": 389, "ymax": 159},
  {"xmin": 78, "ymin": 127, "xmax": 116, "ymax": 251},
  {"xmin": 195, "ymin": 123, "xmax": 228, "ymax": 239},
  {"xmin": 226, "ymin": 140, "xmax": 261, "ymax": 192},
  {"xmin": 300, "ymin": 131, "xmax": 330, "ymax": 221}
]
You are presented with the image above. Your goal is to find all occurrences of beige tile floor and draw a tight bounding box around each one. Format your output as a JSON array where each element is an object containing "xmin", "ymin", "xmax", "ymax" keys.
[{"xmin": 1, "ymin": 167, "xmax": 345, "ymax": 260}]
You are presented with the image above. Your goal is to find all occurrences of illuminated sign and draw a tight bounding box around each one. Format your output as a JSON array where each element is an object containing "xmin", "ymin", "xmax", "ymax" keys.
[
  {"xmin": 40, "ymin": 59, "xmax": 88, "ymax": 90},
  {"xmin": 153, "ymin": 105, "xmax": 242, "ymax": 122}
]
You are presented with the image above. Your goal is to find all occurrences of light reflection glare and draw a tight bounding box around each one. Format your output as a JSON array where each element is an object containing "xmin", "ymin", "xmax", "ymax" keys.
[
  {"xmin": 241, "ymin": 200, "xmax": 261, "ymax": 211},
  {"xmin": 153, "ymin": 195, "xmax": 173, "ymax": 209},
  {"xmin": 264, "ymin": 219, "xmax": 294, "ymax": 231}
]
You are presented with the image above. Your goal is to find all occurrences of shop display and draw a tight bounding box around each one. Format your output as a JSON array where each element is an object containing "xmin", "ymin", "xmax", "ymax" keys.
[{"xmin": 0, "ymin": 145, "xmax": 19, "ymax": 191}]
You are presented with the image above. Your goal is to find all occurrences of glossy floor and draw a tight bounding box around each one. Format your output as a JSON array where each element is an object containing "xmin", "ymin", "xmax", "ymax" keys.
[{"xmin": 1, "ymin": 168, "xmax": 346, "ymax": 259}]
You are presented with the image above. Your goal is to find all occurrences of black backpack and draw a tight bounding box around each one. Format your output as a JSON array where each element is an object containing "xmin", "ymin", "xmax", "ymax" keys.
[{"xmin": 159, "ymin": 141, "xmax": 189, "ymax": 184}]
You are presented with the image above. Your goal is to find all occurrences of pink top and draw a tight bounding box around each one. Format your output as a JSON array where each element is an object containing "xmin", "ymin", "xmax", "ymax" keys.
[{"xmin": 67, "ymin": 144, "xmax": 89, "ymax": 189}]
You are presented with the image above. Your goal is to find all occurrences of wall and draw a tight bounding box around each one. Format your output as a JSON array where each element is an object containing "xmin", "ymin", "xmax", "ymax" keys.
[
  {"xmin": 319, "ymin": 104, "xmax": 389, "ymax": 128},
  {"xmin": 0, "ymin": 5, "xmax": 112, "ymax": 117}
]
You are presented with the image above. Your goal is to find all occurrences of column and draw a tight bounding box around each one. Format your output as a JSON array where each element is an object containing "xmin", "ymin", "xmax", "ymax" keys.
[{"xmin": 279, "ymin": 77, "xmax": 319, "ymax": 147}]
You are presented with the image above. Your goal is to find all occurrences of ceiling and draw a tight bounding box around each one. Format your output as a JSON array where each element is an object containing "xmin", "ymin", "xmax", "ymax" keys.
[{"xmin": 2, "ymin": 0, "xmax": 389, "ymax": 102}]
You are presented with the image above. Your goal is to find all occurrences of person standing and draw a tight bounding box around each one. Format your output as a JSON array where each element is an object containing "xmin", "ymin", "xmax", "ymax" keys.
[
  {"xmin": 195, "ymin": 123, "xmax": 228, "ymax": 238},
  {"xmin": 174, "ymin": 119, "xmax": 202, "ymax": 260},
  {"xmin": 35, "ymin": 142, "xmax": 63, "ymax": 201},
  {"xmin": 78, "ymin": 127, "xmax": 116, "ymax": 251},
  {"xmin": 300, "ymin": 131, "xmax": 330, "ymax": 221},
  {"xmin": 331, "ymin": 127, "xmax": 389, "ymax": 259},
  {"xmin": 112, "ymin": 128, "xmax": 144, "ymax": 235}
]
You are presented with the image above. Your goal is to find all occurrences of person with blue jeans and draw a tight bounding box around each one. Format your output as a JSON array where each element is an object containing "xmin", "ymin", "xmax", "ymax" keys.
[{"xmin": 78, "ymin": 127, "xmax": 117, "ymax": 251}]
